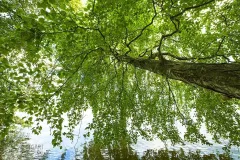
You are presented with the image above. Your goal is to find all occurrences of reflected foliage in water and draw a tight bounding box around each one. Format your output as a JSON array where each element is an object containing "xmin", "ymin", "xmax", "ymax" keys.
[
  {"xmin": 0, "ymin": 127, "xmax": 237, "ymax": 160},
  {"xmin": 82, "ymin": 141, "xmax": 233, "ymax": 160},
  {"xmin": 82, "ymin": 141, "xmax": 138, "ymax": 160},
  {"xmin": 0, "ymin": 128, "xmax": 34, "ymax": 160},
  {"xmin": 141, "ymin": 149, "xmax": 232, "ymax": 160}
]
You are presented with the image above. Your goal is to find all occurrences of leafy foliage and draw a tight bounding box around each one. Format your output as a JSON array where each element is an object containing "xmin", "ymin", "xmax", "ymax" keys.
[{"xmin": 1, "ymin": 0, "xmax": 239, "ymax": 149}]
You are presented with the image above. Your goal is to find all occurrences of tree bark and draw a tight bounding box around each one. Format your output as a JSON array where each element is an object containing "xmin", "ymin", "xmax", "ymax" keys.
[{"xmin": 119, "ymin": 55, "xmax": 240, "ymax": 99}]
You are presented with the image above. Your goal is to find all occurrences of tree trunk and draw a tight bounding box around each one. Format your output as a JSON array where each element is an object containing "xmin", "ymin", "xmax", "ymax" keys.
[{"xmin": 119, "ymin": 55, "xmax": 240, "ymax": 99}]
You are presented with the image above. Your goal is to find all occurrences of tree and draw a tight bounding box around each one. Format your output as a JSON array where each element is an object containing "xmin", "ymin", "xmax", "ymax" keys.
[{"xmin": 1, "ymin": 0, "xmax": 239, "ymax": 148}]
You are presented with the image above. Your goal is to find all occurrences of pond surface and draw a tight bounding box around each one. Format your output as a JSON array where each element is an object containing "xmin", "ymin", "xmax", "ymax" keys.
[{"xmin": 21, "ymin": 109, "xmax": 240, "ymax": 160}]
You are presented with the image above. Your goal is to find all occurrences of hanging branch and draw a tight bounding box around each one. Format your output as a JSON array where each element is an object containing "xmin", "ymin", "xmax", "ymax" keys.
[
  {"xmin": 166, "ymin": 78, "xmax": 186, "ymax": 120},
  {"xmin": 46, "ymin": 48, "xmax": 99, "ymax": 102}
]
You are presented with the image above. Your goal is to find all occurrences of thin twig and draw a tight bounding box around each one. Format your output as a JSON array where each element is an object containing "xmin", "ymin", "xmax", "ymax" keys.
[
  {"xmin": 139, "ymin": 49, "xmax": 149, "ymax": 57},
  {"xmin": 166, "ymin": 78, "xmax": 185, "ymax": 120},
  {"xmin": 171, "ymin": 0, "xmax": 215, "ymax": 19},
  {"xmin": 215, "ymin": 36, "xmax": 225, "ymax": 55},
  {"xmin": 74, "ymin": 112, "xmax": 86, "ymax": 152}
]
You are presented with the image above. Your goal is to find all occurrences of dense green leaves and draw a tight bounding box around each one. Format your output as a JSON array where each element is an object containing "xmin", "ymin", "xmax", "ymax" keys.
[{"xmin": 1, "ymin": 0, "xmax": 239, "ymax": 152}]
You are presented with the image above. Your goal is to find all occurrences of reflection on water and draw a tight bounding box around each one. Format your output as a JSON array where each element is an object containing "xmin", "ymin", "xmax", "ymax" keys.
[
  {"xmin": 1, "ymin": 120, "xmax": 240, "ymax": 159},
  {"xmin": 1, "ymin": 133, "xmax": 237, "ymax": 160},
  {"xmin": 81, "ymin": 143, "xmax": 233, "ymax": 160},
  {"xmin": 0, "ymin": 128, "xmax": 36, "ymax": 160},
  {"xmin": 17, "ymin": 109, "xmax": 239, "ymax": 160},
  {"xmin": 40, "ymin": 148, "xmax": 76, "ymax": 160}
]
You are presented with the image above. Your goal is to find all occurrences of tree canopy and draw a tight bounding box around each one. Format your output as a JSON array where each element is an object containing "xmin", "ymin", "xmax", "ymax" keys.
[{"xmin": 1, "ymin": 0, "xmax": 240, "ymax": 149}]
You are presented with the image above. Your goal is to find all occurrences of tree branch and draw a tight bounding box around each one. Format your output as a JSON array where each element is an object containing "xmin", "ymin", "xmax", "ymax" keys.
[
  {"xmin": 162, "ymin": 52, "xmax": 231, "ymax": 62},
  {"xmin": 124, "ymin": 0, "xmax": 157, "ymax": 55},
  {"xmin": 157, "ymin": 18, "xmax": 180, "ymax": 59},
  {"xmin": 171, "ymin": 0, "xmax": 215, "ymax": 19},
  {"xmin": 215, "ymin": 36, "xmax": 225, "ymax": 55},
  {"xmin": 161, "ymin": 36, "xmax": 229, "ymax": 62}
]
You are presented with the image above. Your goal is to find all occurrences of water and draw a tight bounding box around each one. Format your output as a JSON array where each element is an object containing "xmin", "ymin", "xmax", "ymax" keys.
[{"xmin": 19, "ymin": 109, "xmax": 240, "ymax": 159}]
